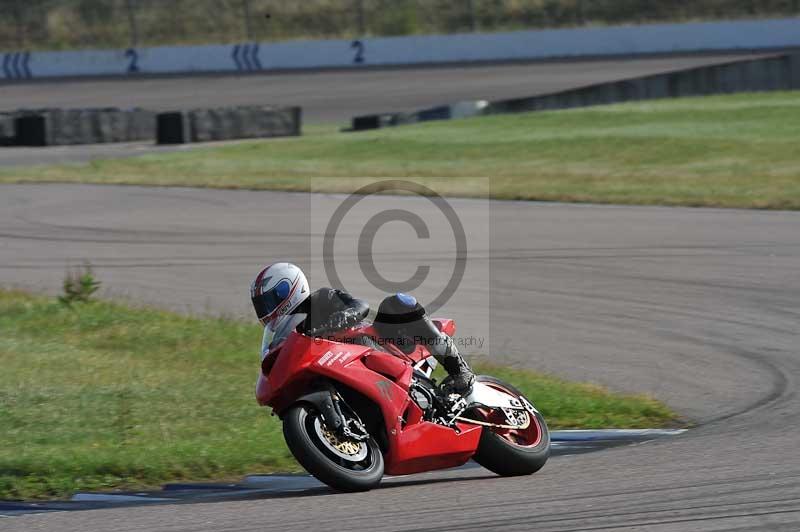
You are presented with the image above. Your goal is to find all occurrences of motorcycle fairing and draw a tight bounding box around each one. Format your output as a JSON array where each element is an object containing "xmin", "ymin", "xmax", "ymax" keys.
[{"xmin": 259, "ymin": 328, "xmax": 483, "ymax": 476}]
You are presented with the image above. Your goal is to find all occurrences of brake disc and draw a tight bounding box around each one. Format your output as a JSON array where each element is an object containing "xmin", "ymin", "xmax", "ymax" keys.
[{"xmin": 313, "ymin": 416, "xmax": 369, "ymax": 461}]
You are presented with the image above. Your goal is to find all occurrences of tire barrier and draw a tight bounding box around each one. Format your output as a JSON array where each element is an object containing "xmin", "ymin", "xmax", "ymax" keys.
[
  {"xmin": 1, "ymin": 105, "xmax": 302, "ymax": 146},
  {"xmin": 350, "ymin": 113, "xmax": 413, "ymax": 131},
  {"xmin": 485, "ymin": 53, "xmax": 800, "ymax": 115},
  {"xmin": 350, "ymin": 101, "xmax": 487, "ymax": 131},
  {"xmin": 0, "ymin": 113, "xmax": 16, "ymax": 146},
  {"xmin": 14, "ymin": 115, "xmax": 48, "ymax": 146},
  {"xmin": 156, "ymin": 105, "xmax": 302, "ymax": 145},
  {"xmin": 349, "ymin": 53, "xmax": 800, "ymax": 131},
  {"xmin": 9, "ymin": 108, "xmax": 155, "ymax": 147},
  {"xmin": 156, "ymin": 112, "xmax": 190, "ymax": 145}
]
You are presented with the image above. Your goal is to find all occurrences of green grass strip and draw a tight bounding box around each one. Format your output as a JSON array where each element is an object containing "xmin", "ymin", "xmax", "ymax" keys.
[
  {"xmin": 2, "ymin": 92, "xmax": 799, "ymax": 209},
  {"xmin": 0, "ymin": 290, "xmax": 678, "ymax": 499}
]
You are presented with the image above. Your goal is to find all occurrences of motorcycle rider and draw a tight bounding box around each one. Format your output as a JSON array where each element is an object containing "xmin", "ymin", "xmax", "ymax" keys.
[{"xmin": 250, "ymin": 262, "xmax": 475, "ymax": 394}]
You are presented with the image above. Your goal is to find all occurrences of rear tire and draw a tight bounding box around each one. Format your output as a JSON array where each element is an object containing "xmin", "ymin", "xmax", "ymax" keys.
[
  {"xmin": 283, "ymin": 403, "xmax": 384, "ymax": 492},
  {"xmin": 471, "ymin": 376, "xmax": 550, "ymax": 477}
]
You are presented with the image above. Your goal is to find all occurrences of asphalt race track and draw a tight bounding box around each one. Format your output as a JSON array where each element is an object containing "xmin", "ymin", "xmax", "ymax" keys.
[
  {"xmin": 0, "ymin": 55, "xmax": 761, "ymax": 122},
  {"xmin": 1, "ymin": 184, "xmax": 799, "ymax": 531},
  {"xmin": 0, "ymin": 53, "xmax": 764, "ymax": 167}
]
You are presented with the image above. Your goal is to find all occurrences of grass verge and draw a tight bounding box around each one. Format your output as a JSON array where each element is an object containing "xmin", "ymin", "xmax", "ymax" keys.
[
  {"xmin": 2, "ymin": 92, "xmax": 800, "ymax": 209},
  {"xmin": 0, "ymin": 290, "xmax": 678, "ymax": 500}
]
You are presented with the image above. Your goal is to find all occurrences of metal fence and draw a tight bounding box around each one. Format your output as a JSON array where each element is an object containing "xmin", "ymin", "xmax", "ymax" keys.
[{"xmin": 1, "ymin": 0, "xmax": 799, "ymax": 52}]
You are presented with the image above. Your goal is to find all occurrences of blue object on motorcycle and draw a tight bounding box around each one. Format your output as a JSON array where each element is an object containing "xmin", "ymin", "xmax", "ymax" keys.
[{"xmin": 396, "ymin": 293, "xmax": 417, "ymax": 308}]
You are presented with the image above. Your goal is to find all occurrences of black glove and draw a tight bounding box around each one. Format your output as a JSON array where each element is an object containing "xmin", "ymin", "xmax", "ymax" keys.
[{"xmin": 302, "ymin": 288, "xmax": 369, "ymax": 337}]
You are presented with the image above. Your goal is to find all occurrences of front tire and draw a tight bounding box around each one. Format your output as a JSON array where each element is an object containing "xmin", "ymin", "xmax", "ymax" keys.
[
  {"xmin": 471, "ymin": 376, "xmax": 550, "ymax": 476},
  {"xmin": 283, "ymin": 403, "xmax": 384, "ymax": 492}
]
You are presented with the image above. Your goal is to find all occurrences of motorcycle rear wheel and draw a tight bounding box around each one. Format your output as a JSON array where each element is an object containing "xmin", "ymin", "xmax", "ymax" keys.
[
  {"xmin": 471, "ymin": 375, "xmax": 551, "ymax": 476},
  {"xmin": 283, "ymin": 403, "xmax": 384, "ymax": 492}
]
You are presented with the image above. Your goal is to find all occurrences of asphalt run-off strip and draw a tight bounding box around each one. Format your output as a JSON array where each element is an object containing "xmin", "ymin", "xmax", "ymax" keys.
[{"xmin": 0, "ymin": 429, "xmax": 686, "ymax": 517}]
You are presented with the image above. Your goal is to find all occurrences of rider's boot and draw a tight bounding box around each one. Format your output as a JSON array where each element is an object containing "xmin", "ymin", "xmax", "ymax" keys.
[{"xmin": 429, "ymin": 333, "xmax": 475, "ymax": 395}]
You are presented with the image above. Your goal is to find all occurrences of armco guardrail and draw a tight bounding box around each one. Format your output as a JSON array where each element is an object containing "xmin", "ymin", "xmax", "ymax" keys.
[
  {"xmin": 348, "ymin": 53, "xmax": 800, "ymax": 131},
  {"xmin": 2, "ymin": 18, "xmax": 800, "ymax": 81},
  {"xmin": 156, "ymin": 106, "xmax": 302, "ymax": 145}
]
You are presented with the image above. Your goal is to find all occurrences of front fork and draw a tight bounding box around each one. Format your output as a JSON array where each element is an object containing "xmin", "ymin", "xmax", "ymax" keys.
[{"xmin": 293, "ymin": 383, "xmax": 369, "ymax": 442}]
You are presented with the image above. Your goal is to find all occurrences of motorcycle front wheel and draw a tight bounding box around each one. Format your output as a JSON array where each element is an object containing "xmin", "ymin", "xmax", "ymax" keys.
[
  {"xmin": 283, "ymin": 403, "xmax": 384, "ymax": 492},
  {"xmin": 470, "ymin": 375, "xmax": 551, "ymax": 476}
]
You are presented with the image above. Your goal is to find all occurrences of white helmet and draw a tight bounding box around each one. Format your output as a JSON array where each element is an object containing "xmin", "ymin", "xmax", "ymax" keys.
[{"xmin": 250, "ymin": 262, "xmax": 310, "ymax": 331}]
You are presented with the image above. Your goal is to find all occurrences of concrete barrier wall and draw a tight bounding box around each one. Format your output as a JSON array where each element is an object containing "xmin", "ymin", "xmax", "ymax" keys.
[
  {"xmin": 2, "ymin": 18, "xmax": 800, "ymax": 81},
  {"xmin": 485, "ymin": 53, "xmax": 800, "ymax": 115}
]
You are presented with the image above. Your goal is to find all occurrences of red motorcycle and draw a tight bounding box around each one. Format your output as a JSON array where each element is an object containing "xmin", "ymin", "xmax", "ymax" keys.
[{"xmin": 256, "ymin": 319, "xmax": 550, "ymax": 491}]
